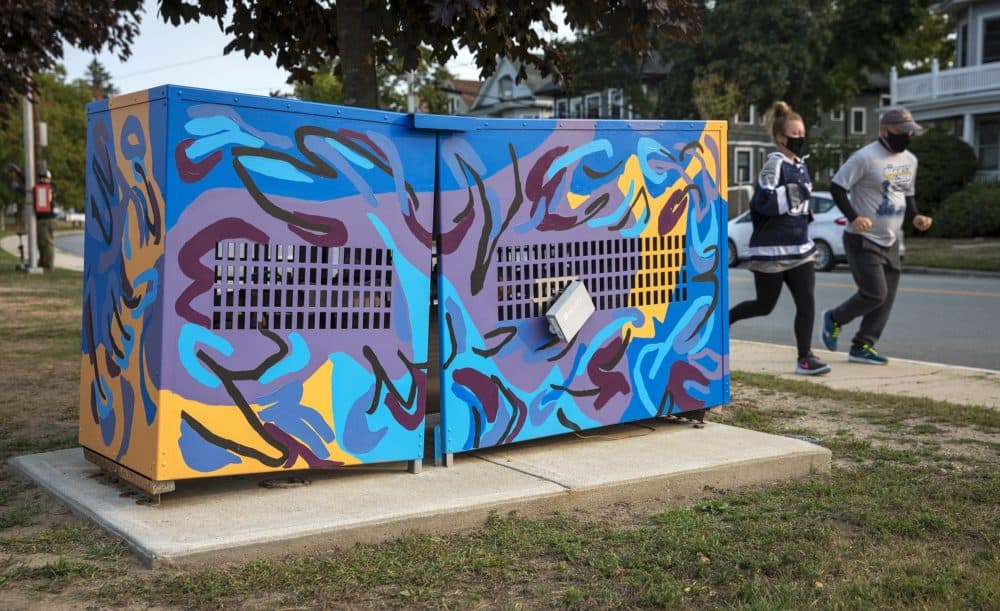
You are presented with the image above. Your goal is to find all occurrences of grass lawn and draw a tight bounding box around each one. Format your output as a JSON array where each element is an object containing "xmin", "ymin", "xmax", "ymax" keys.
[
  {"xmin": 0, "ymin": 246, "xmax": 997, "ymax": 609},
  {"xmin": 903, "ymin": 236, "xmax": 1000, "ymax": 272}
]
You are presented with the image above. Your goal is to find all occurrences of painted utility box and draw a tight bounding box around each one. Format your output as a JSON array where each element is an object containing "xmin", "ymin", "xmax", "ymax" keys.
[
  {"xmin": 80, "ymin": 87, "xmax": 435, "ymax": 490},
  {"xmin": 427, "ymin": 116, "xmax": 730, "ymax": 459}
]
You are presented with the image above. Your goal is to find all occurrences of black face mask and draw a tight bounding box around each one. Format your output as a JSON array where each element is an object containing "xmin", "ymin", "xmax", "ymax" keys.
[
  {"xmin": 884, "ymin": 132, "xmax": 911, "ymax": 153},
  {"xmin": 783, "ymin": 136, "xmax": 806, "ymax": 157}
]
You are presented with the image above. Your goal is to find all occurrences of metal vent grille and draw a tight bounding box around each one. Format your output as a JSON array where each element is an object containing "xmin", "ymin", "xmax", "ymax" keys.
[
  {"xmin": 495, "ymin": 236, "xmax": 687, "ymax": 321},
  {"xmin": 211, "ymin": 241, "xmax": 393, "ymax": 331}
]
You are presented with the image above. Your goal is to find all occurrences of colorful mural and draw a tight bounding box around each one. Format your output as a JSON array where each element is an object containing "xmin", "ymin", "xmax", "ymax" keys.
[
  {"xmin": 435, "ymin": 120, "xmax": 730, "ymax": 454},
  {"xmin": 81, "ymin": 87, "xmax": 729, "ymax": 484},
  {"xmin": 81, "ymin": 87, "xmax": 435, "ymax": 482}
]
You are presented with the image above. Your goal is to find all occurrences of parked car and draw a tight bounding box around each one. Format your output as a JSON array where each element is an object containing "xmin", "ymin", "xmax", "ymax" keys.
[{"xmin": 727, "ymin": 191, "xmax": 904, "ymax": 272}]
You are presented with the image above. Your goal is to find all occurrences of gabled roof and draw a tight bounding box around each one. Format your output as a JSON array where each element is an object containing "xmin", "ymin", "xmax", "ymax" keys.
[
  {"xmin": 445, "ymin": 79, "xmax": 482, "ymax": 107},
  {"xmin": 470, "ymin": 57, "xmax": 558, "ymax": 111}
]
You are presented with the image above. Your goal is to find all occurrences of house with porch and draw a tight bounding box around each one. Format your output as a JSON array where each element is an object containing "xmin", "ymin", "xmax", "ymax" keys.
[{"xmin": 891, "ymin": 0, "xmax": 1000, "ymax": 181}]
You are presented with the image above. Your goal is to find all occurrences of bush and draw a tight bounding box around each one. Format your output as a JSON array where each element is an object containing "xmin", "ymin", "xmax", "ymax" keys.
[
  {"xmin": 929, "ymin": 183, "xmax": 1000, "ymax": 238},
  {"xmin": 909, "ymin": 129, "xmax": 978, "ymax": 217}
]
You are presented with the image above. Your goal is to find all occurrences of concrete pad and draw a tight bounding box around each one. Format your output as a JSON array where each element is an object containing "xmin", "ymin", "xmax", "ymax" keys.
[
  {"xmin": 732, "ymin": 340, "xmax": 1000, "ymax": 409},
  {"xmin": 472, "ymin": 421, "xmax": 830, "ymax": 507},
  {"xmin": 10, "ymin": 421, "xmax": 829, "ymax": 568}
]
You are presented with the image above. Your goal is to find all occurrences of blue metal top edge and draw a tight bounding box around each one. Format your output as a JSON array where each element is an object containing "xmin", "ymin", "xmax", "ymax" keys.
[
  {"xmin": 87, "ymin": 85, "xmax": 171, "ymax": 115},
  {"xmin": 414, "ymin": 114, "xmax": 712, "ymax": 132},
  {"xmin": 84, "ymin": 85, "xmax": 720, "ymax": 133},
  {"xmin": 163, "ymin": 84, "xmax": 411, "ymax": 125},
  {"xmin": 412, "ymin": 113, "xmax": 480, "ymax": 132}
]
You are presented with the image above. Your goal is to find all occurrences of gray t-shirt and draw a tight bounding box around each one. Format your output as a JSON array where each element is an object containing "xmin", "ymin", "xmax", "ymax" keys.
[{"xmin": 832, "ymin": 140, "xmax": 917, "ymax": 247}]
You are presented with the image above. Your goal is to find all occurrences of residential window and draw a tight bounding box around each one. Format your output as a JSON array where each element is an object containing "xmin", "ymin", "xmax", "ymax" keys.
[
  {"xmin": 498, "ymin": 76, "xmax": 514, "ymax": 100},
  {"xmin": 984, "ymin": 17, "xmax": 1000, "ymax": 63},
  {"xmin": 735, "ymin": 148, "xmax": 753, "ymax": 185},
  {"xmin": 570, "ymin": 98, "xmax": 582, "ymax": 119},
  {"xmin": 830, "ymin": 108, "xmax": 844, "ymax": 121},
  {"xmin": 734, "ymin": 105, "xmax": 755, "ymax": 125},
  {"xmin": 978, "ymin": 120, "xmax": 1000, "ymax": 171},
  {"xmin": 607, "ymin": 89, "xmax": 624, "ymax": 119},
  {"xmin": 959, "ymin": 23, "xmax": 968, "ymax": 67},
  {"xmin": 879, "ymin": 94, "xmax": 891, "ymax": 107},
  {"xmin": 555, "ymin": 99, "xmax": 568, "ymax": 119},
  {"xmin": 851, "ymin": 107, "xmax": 866, "ymax": 135},
  {"xmin": 585, "ymin": 93, "xmax": 601, "ymax": 118}
]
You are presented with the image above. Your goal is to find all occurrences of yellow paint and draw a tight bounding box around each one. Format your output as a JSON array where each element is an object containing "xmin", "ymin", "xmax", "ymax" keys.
[
  {"xmin": 156, "ymin": 364, "xmax": 359, "ymax": 480},
  {"xmin": 566, "ymin": 192, "xmax": 588, "ymax": 210},
  {"xmin": 614, "ymin": 125, "xmax": 727, "ymax": 340},
  {"xmin": 300, "ymin": 359, "xmax": 359, "ymax": 466}
]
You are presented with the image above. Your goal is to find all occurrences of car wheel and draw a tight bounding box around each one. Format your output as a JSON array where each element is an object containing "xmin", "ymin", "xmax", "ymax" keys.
[
  {"xmin": 813, "ymin": 240, "xmax": 834, "ymax": 272},
  {"xmin": 727, "ymin": 239, "xmax": 738, "ymax": 267}
]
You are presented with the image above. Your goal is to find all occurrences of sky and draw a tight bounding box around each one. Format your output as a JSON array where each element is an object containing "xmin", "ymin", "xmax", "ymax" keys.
[{"xmin": 60, "ymin": 1, "xmax": 568, "ymax": 98}]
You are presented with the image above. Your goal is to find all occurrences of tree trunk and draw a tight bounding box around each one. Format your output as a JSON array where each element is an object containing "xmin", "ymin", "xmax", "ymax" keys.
[{"xmin": 337, "ymin": 0, "xmax": 378, "ymax": 108}]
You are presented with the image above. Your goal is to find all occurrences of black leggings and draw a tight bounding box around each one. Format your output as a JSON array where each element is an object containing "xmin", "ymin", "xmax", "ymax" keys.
[{"xmin": 730, "ymin": 262, "xmax": 816, "ymax": 359}]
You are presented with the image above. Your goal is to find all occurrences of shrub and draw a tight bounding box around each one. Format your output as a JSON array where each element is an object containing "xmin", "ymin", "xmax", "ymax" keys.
[
  {"xmin": 929, "ymin": 183, "xmax": 1000, "ymax": 238},
  {"xmin": 909, "ymin": 129, "xmax": 978, "ymax": 217}
]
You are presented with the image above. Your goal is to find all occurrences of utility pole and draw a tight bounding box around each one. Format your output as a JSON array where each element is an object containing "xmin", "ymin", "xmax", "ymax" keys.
[
  {"xmin": 406, "ymin": 71, "xmax": 416, "ymax": 114},
  {"xmin": 22, "ymin": 92, "xmax": 41, "ymax": 273}
]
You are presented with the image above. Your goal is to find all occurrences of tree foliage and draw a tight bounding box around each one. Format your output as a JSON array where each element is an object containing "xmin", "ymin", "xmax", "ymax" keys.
[
  {"xmin": 0, "ymin": 0, "xmax": 142, "ymax": 118},
  {"xmin": 930, "ymin": 183, "xmax": 1000, "ymax": 238},
  {"xmin": 86, "ymin": 58, "xmax": 119, "ymax": 100},
  {"xmin": 0, "ymin": 69, "xmax": 92, "ymax": 214},
  {"xmin": 909, "ymin": 129, "xmax": 978, "ymax": 217},
  {"xmin": 292, "ymin": 51, "xmax": 452, "ymax": 114},
  {"xmin": 157, "ymin": 0, "xmax": 704, "ymax": 109},
  {"xmin": 691, "ymin": 73, "xmax": 740, "ymax": 122},
  {"xmin": 647, "ymin": 0, "xmax": 952, "ymax": 121},
  {"xmin": 554, "ymin": 30, "xmax": 656, "ymax": 117}
]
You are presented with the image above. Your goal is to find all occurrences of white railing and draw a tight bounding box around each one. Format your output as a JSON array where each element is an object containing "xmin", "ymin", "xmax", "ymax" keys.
[{"xmin": 893, "ymin": 60, "xmax": 1000, "ymax": 105}]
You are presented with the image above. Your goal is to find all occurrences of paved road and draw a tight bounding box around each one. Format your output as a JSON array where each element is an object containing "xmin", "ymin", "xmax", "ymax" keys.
[
  {"xmin": 57, "ymin": 232, "xmax": 84, "ymax": 257},
  {"xmin": 57, "ymin": 234, "xmax": 999, "ymax": 370},
  {"xmin": 728, "ymin": 267, "xmax": 1000, "ymax": 371}
]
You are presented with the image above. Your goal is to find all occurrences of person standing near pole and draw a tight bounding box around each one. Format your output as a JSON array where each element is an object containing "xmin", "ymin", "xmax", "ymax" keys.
[
  {"xmin": 821, "ymin": 107, "xmax": 933, "ymax": 364},
  {"xmin": 729, "ymin": 101, "xmax": 830, "ymax": 375},
  {"xmin": 33, "ymin": 169, "xmax": 56, "ymax": 272}
]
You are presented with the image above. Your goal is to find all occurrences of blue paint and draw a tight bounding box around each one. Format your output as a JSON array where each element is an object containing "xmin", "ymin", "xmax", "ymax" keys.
[
  {"xmin": 130, "ymin": 268, "xmax": 159, "ymax": 318},
  {"xmin": 368, "ymin": 214, "xmax": 429, "ymax": 360},
  {"xmin": 240, "ymin": 156, "xmax": 315, "ymax": 183},
  {"xmin": 257, "ymin": 382, "xmax": 335, "ymax": 459},
  {"xmin": 260, "ymin": 332, "xmax": 311, "ymax": 384},
  {"xmin": 588, "ymin": 180, "xmax": 635, "ymax": 229},
  {"xmin": 324, "ymin": 137, "xmax": 375, "ymax": 170},
  {"xmin": 177, "ymin": 324, "xmax": 234, "ymax": 388},
  {"xmin": 184, "ymin": 115, "xmax": 265, "ymax": 159},
  {"xmin": 139, "ymin": 341, "xmax": 157, "ymax": 426},
  {"xmin": 547, "ymin": 139, "xmax": 613, "ymax": 181},
  {"xmin": 179, "ymin": 418, "xmax": 242, "ymax": 471}
]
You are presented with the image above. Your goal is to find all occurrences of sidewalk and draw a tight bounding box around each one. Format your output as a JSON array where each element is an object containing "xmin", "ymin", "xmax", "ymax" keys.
[
  {"xmin": 730, "ymin": 340, "xmax": 1000, "ymax": 409},
  {"xmin": 0, "ymin": 231, "xmax": 84, "ymax": 272}
]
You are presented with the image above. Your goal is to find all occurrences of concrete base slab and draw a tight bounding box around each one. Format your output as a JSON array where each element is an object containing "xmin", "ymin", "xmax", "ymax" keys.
[{"xmin": 10, "ymin": 421, "xmax": 829, "ymax": 568}]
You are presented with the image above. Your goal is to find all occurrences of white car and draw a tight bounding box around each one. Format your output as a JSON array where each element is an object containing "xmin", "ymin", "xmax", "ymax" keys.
[{"xmin": 727, "ymin": 190, "xmax": 904, "ymax": 272}]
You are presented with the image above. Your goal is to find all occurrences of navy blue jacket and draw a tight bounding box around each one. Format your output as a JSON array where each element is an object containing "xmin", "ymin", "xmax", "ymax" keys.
[{"xmin": 747, "ymin": 152, "xmax": 815, "ymax": 262}]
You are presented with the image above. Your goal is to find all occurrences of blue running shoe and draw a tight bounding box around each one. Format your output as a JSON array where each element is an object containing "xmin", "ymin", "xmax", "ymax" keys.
[
  {"xmin": 795, "ymin": 353, "xmax": 831, "ymax": 376},
  {"xmin": 849, "ymin": 344, "xmax": 889, "ymax": 365},
  {"xmin": 821, "ymin": 310, "xmax": 840, "ymax": 351}
]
